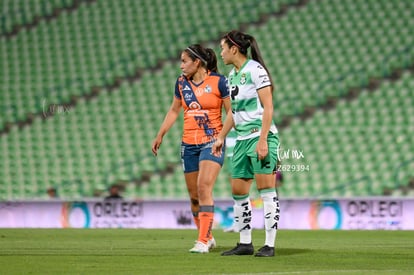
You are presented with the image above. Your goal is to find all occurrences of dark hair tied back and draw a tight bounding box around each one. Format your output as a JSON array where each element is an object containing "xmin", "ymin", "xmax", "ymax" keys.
[
  {"xmin": 223, "ymin": 30, "xmax": 274, "ymax": 92},
  {"xmin": 185, "ymin": 44, "xmax": 219, "ymax": 73}
]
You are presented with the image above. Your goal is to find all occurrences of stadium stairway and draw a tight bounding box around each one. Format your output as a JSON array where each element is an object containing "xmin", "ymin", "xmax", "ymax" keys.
[{"xmin": 1, "ymin": 0, "xmax": 95, "ymax": 38}]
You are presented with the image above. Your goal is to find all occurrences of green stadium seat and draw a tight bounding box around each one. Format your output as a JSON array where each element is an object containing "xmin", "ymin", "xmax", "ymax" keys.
[{"xmin": 1, "ymin": 0, "xmax": 414, "ymax": 199}]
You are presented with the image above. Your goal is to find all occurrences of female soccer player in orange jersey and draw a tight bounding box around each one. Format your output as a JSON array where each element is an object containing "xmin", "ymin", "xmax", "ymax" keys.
[{"xmin": 152, "ymin": 44, "xmax": 231, "ymax": 253}]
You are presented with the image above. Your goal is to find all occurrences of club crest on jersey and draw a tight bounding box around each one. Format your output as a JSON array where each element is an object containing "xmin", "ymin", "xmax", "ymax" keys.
[
  {"xmin": 240, "ymin": 73, "xmax": 247, "ymax": 85},
  {"xmin": 189, "ymin": 101, "xmax": 201, "ymax": 110},
  {"xmin": 204, "ymin": 85, "xmax": 212, "ymax": 93}
]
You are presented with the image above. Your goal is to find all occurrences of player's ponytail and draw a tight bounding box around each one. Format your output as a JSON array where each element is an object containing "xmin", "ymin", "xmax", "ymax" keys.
[
  {"xmin": 205, "ymin": 48, "xmax": 218, "ymax": 73},
  {"xmin": 245, "ymin": 34, "xmax": 265, "ymax": 72}
]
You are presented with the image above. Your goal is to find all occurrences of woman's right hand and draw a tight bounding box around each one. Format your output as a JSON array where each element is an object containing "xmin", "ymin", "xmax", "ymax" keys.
[
  {"xmin": 211, "ymin": 137, "xmax": 224, "ymax": 157},
  {"xmin": 151, "ymin": 136, "xmax": 162, "ymax": 156}
]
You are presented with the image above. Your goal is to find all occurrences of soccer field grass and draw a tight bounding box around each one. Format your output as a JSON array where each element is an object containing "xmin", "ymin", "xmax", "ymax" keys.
[{"xmin": 0, "ymin": 229, "xmax": 413, "ymax": 275}]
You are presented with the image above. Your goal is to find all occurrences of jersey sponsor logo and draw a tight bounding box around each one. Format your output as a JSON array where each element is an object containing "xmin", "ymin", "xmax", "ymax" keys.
[
  {"xmin": 183, "ymin": 85, "xmax": 191, "ymax": 91},
  {"xmin": 184, "ymin": 93, "xmax": 193, "ymax": 100},
  {"xmin": 261, "ymin": 77, "xmax": 270, "ymax": 85},
  {"xmin": 230, "ymin": 85, "xmax": 239, "ymax": 100},
  {"xmin": 259, "ymin": 74, "xmax": 270, "ymax": 84},
  {"xmin": 189, "ymin": 101, "xmax": 201, "ymax": 110}
]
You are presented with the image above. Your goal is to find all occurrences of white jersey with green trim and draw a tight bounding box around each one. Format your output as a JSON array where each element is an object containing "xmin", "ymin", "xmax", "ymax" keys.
[{"xmin": 228, "ymin": 59, "xmax": 278, "ymax": 140}]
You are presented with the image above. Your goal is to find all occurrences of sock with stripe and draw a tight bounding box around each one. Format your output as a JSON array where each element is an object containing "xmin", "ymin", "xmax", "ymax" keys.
[{"xmin": 198, "ymin": 205, "xmax": 214, "ymax": 244}]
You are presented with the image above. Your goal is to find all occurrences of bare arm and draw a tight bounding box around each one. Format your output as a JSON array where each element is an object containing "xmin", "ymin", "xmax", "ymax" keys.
[
  {"xmin": 256, "ymin": 85, "xmax": 274, "ymax": 160},
  {"xmin": 219, "ymin": 97, "xmax": 234, "ymax": 139},
  {"xmin": 212, "ymin": 97, "xmax": 234, "ymax": 156},
  {"xmin": 151, "ymin": 97, "xmax": 182, "ymax": 156}
]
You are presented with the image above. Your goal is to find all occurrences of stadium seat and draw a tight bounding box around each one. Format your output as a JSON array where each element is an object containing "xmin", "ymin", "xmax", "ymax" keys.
[{"xmin": 1, "ymin": 0, "xmax": 413, "ymax": 200}]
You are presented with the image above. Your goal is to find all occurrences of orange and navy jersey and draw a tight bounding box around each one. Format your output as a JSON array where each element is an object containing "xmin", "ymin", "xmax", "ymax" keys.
[{"xmin": 175, "ymin": 71, "xmax": 229, "ymax": 145}]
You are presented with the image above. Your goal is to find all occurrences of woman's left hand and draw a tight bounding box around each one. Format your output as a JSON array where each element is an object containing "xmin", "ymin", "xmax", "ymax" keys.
[
  {"xmin": 212, "ymin": 137, "xmax": 224, "ymax": 157},
  {"xmin": 255, "ymin": 138, "xmax": 268, "ymax": 160}
]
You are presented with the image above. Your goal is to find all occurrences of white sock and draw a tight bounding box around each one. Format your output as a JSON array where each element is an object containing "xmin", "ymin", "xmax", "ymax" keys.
[
  {"xmin": 260, "ymin": 188, "xmax": 279, "ymax": 247},
  {"xmin": 233, "ymin": 195, "xmax": 252, "ymax": 244}
]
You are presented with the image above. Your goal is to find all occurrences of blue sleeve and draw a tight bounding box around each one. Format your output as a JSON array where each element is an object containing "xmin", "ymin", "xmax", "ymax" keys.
[
  {"xmin": 218, "ymin": 75, "xmax": 229, "ymax": 98},
  {"xmin": 174, "ymin": 78, "xmax": 181, "ymax": 99}
]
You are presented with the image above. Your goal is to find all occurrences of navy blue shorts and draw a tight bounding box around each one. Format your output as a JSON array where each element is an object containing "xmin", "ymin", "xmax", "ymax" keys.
[{"xmin": 181, "ymin": 141, "xmax": 226, "ymax": 173}]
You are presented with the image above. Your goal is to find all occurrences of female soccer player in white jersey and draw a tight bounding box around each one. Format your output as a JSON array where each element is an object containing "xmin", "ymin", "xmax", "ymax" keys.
[{"xmin": 212, "ymin": 30, "xmax": 280, "ymax": 257}]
